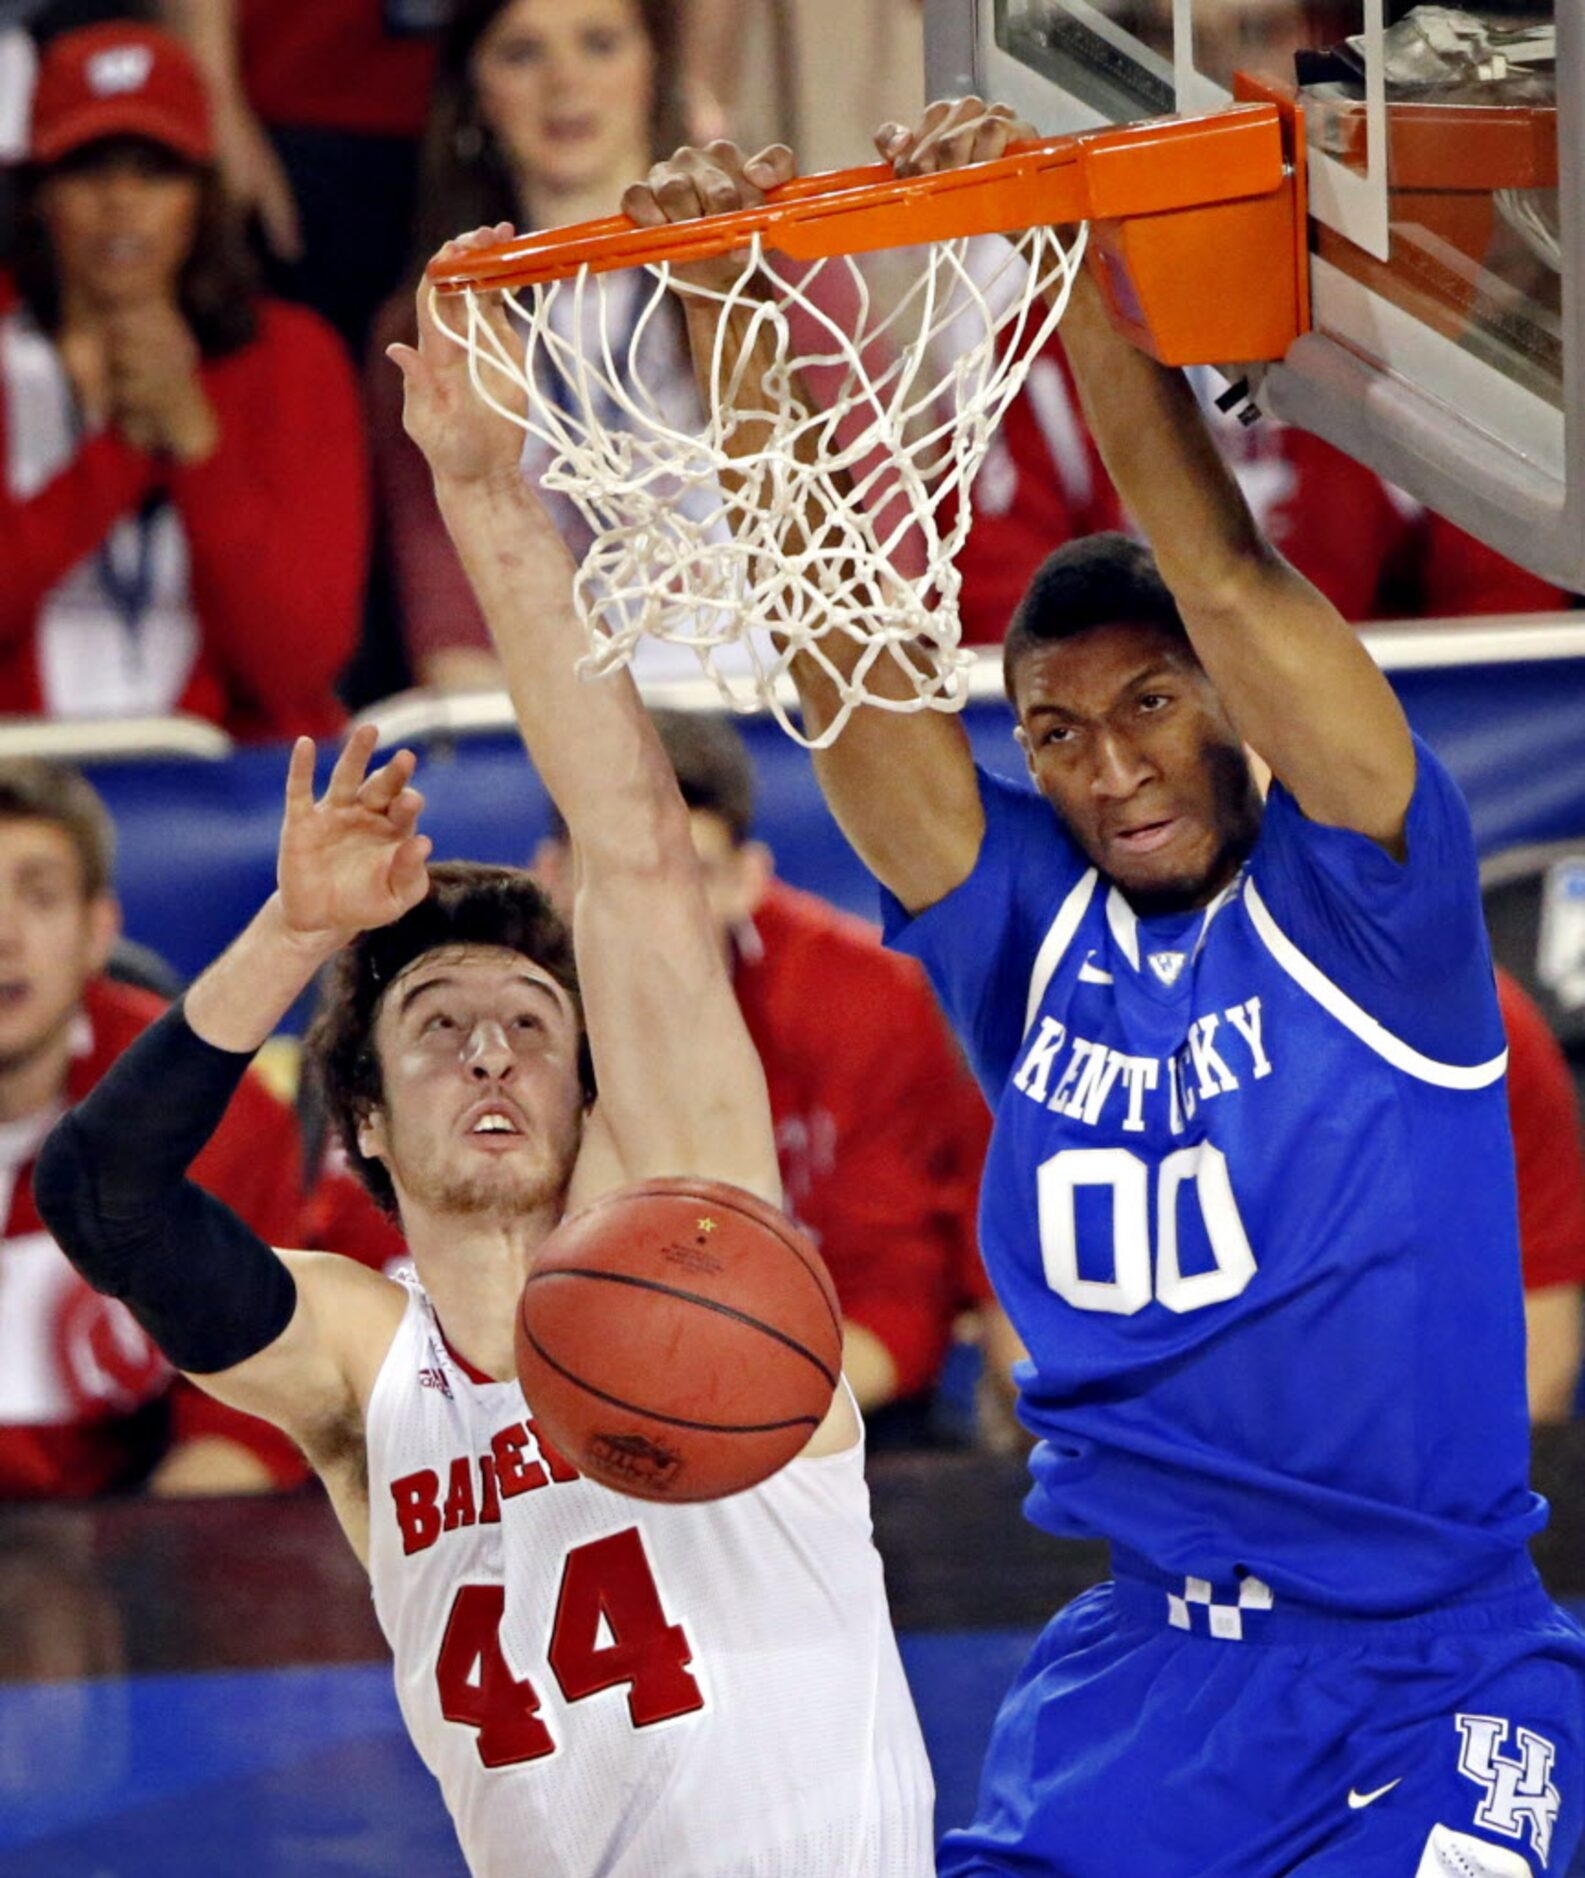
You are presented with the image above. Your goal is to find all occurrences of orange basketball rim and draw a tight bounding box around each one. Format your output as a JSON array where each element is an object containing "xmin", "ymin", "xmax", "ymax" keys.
[{"xmin": 426, "ymin": 86, "xmax": 1312, "ymax": 369}]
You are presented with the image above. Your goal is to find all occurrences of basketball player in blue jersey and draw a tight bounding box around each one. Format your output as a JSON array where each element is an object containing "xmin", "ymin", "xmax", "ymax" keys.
[{"xmin": 627, "ymin": 101, "xmax": 1585, "ymax": 1876}]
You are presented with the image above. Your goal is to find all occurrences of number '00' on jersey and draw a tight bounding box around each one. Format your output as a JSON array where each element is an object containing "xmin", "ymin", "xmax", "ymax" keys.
[{"xmin": 888, "ymin": 744, "xmax": 1542, "ymax": 1615}]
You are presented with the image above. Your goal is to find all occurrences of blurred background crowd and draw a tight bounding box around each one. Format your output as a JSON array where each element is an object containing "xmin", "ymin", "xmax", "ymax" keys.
[{"xmin": 0, "ymin": 0, "xmax": 1578, "ymax": 1511}]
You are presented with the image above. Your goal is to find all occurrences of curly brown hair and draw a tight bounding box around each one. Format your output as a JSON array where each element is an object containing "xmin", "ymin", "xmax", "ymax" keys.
[{"xmin": 305, "ymin": 861, "xmax": 596, "ymax": 1216}]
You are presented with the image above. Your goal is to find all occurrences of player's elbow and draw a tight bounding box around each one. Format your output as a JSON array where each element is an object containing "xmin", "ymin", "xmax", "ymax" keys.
[
  {"xmin": 32, "ymin": 1112, "xmax": 85, "ymax": 1245},
  {"xmin": 33, "ymin": 1112, "xmax": 135, "ymax": 1293}
]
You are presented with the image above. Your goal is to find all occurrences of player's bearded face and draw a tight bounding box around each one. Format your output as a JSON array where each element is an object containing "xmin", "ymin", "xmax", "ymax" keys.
[
  {"xmin": 364, "ymin": 948, "xmax": 588, "ymax": 1224},
  {"xmin": 1014, "ymin": 625, "xmax": 1263, "ymax": 914}
]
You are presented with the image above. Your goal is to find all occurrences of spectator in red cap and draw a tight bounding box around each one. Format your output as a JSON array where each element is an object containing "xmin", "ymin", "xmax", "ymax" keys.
[{"xmin": 0, "ymin": 22, "xmax": 366, "ymax": 739}]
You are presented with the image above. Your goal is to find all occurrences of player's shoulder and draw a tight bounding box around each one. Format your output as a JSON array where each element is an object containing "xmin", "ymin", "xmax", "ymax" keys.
[
  {"xmin": 282, "ymin": 1245, "xmax": 407, "ymax": 1299},
  {"xmin": 281, "ymin": 1248, "xmax": 410, "ymax": 1383},
  {"xmin": 978, "ymin": 761, "xmax": 1056, "ymax": 825},
  {"xmin": 1250, "ymin": 735, "xmax": 1479, "ymax": 915}
]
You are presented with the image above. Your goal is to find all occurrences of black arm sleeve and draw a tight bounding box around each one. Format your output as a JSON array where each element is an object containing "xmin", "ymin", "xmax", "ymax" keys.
[{"xmin": 33, "ymin": 999, "xmax": 299, "ymax": 1376}]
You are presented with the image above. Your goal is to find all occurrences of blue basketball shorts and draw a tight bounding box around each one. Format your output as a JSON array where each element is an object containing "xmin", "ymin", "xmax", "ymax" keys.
[{"xmin": 940, "ymin": 1556, "xmax": 1585, "ymax": 1877}]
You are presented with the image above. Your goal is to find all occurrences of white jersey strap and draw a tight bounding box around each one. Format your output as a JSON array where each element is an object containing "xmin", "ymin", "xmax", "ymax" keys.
[
  {"xmin": 1024, "ymin": 870, "xmax": 1098, "ymax": 1038},
  {"xmin": 1243, "ymin": 879, "xmax": 1507, "ymax": 1090}
]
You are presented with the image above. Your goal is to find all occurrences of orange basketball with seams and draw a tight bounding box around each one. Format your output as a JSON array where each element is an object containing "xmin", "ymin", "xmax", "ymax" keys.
[{"xmin": 514, "ymin": 1177, "xmax": 843, "ymax": 1502}]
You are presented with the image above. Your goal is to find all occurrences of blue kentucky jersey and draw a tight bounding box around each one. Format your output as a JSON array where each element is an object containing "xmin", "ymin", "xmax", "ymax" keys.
[{"xmin": 887, "ymin": 737, "xmax": 1544, "ymax": 1615}]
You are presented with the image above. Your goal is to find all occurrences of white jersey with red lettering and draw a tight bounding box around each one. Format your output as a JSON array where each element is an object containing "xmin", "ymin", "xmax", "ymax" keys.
[{"xmin": 366, "ymin": 1283, "xmax": 936, "ymax": 1878}]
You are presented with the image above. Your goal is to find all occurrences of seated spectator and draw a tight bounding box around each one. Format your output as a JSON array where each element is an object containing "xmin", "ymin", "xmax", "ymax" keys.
[
  {"xmin": 0, "ymin": 22, "xmax": 365, "ymax": 738},
  {"xmin": 0, "ymin": 757, "xmax": 311, "ymax": 1496},
  {"xmin": 368, "ymin": 0, "xmax": 698, "ymax": 694},
  {"xmin": 534, "ymin": 710, "xmax": 992, "ymax": 1440}
]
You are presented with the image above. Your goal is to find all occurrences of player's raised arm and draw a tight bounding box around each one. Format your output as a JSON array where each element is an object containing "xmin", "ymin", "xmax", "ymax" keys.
[
  {"xmin": 391, "ymin": 238, "xmax": 780, "ymax": 1203},
  {"xmin": 621, "ymin": 148, "xmax": 987, "ymax": 915},
  {"xmin": 886, "ymin": 100, "xmax": 1416, "ymax": 853},
  {"xmin": 32, "ymin": 730, "xmax": 428, "ymax": 1487}
]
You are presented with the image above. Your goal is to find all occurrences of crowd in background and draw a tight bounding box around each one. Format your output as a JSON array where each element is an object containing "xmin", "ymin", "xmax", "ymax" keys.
[
  {"xmin": 0, "ymin": 0, "xmax": 1573, "ymax": 727},
  {"xmin": 0, "ymin": 0, "xmax": 1578, "ymax": 1502}
]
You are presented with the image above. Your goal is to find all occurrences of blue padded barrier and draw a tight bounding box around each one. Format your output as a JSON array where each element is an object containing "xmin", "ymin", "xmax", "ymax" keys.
[{"xmin": 84, "ymin": 653, "xmax": 1585, "ymax": 1017}]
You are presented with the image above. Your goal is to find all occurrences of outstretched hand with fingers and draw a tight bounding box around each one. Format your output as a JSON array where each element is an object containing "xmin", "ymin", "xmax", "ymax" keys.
[
  {"xmin": 388, "ymin": 227, "xmax": 527, "ymax": 486},
  {"xmin": 278, "ymin": 727, "xmax": 433, "ymax": 947}
]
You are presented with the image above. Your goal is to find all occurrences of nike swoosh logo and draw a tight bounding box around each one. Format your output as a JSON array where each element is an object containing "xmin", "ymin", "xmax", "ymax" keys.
[
  {"xmin": 1077, "ymin": 952, "xmax": 1113, "ymax": 985},
  {"xmin": 1347, "ymin": 1779, "xmax": 1402, "ymax": 1810}
]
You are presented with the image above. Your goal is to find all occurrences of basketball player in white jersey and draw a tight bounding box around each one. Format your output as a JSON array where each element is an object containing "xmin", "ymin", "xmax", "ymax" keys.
[{"xmin": 33, "ymin": 230, "xmax": 935, "ymax": 1878}]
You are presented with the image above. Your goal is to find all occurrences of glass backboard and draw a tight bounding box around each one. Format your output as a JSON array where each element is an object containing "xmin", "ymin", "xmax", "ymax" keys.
[{"xmin": 925, "ymin": 1, "xmax": 1584, "ymax": 592}]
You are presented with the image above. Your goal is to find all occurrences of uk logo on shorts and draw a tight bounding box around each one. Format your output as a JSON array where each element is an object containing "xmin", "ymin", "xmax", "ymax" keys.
[{"xmin": 1455, "ymin": 1714, "xmax": 1561, "ymax": 1866}]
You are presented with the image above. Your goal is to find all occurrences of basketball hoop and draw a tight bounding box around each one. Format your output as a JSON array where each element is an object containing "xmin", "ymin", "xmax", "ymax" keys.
[{"xmin": 427, "ymin": 102, "xmax": 1307, "ymax": 747}]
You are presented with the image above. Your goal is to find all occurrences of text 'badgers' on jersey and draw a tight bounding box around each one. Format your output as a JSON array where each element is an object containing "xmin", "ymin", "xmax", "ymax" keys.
[{"xmin": 366, "ymin": 1280, "xmax": 936, "ymax": 1878}]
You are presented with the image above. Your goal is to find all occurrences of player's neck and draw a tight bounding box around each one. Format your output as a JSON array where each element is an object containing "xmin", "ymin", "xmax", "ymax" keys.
[{"xmin": 405, "ymin": 1208, "xmax": 555, "ymax": 1382}]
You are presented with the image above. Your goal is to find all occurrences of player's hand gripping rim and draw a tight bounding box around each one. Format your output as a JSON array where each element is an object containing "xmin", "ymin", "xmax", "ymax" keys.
[
  {"xmin": 876, "ymin": 96, "xmax": 1037, "ymax": 177},
  {"xmin": 875, "ymin": 98, "xmax": 1067, "ymax": 247},
  {"xmin": 620, "ymin": 139, "xmax": 797, "ymax": 296},
  {"xmin": 390, "ymin": 225, "xmax": 527, "ymax": 489}
]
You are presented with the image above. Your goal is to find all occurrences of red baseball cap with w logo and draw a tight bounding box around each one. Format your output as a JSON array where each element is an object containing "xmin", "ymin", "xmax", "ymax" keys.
[{"xmin": 29, "ymin": 23, "xmax": 215, "ymax": 168}]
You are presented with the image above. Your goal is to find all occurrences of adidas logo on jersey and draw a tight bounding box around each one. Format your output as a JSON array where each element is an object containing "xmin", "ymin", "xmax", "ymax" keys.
[{"xmin": 1148, "ymin": 950, "xmax": 1187, "ymax": 987}]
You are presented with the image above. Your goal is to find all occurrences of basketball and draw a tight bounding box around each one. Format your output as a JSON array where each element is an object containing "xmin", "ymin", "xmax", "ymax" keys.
[{"xmin": 514, "ymin": 1177, "xmax": 843, "ymax": 1502}]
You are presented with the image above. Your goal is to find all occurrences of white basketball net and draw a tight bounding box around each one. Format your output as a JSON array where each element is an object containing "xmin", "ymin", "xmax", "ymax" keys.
[{"xmin": 433, "ymin": 225, "xmax": 1086, "ymax": 746}]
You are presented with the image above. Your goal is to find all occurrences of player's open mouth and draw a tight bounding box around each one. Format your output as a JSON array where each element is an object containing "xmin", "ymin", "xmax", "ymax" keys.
[
  {"xmin": 0, "ymin": 982, "xmax": 30, "ymax": 1009},
  {"xmin": 1112, "ymin": 817, "xmax": 1182, "ymax": 855},
  {"xmin": 463, "ymin": 1103, "xmax": 523, "ymax": 1141}
]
